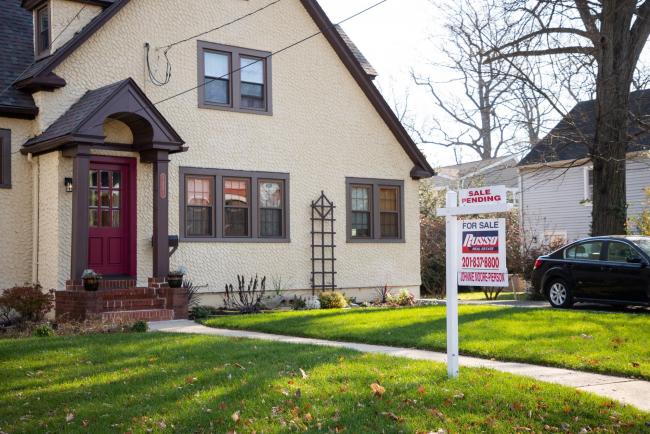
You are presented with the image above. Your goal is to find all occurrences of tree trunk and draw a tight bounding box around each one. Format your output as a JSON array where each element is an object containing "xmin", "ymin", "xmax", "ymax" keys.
[{"xmin": 591, "ymin": 0, "xmax": 636, "ymax": 236}]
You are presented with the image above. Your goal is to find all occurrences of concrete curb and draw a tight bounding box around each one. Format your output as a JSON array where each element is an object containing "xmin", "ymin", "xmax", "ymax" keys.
[{"xmin": 149, "ymin": 319, "xmax": 650, "ymax": 413}]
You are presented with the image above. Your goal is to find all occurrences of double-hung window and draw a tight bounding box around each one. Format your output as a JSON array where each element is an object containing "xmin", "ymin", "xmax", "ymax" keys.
[
  {"xmin": 346, "ymin": 178, "xmax": 404, "ymax": 242},
  {"xmin": 0, "ymin": 129, "xmax": 10, "ymax": 188},
  {"xmin": 35, "ymin": 3, "xmax": 50, "ymax": 57},
  {"xmin": 198, "ymin": 41, "xmax": 271, "ymax": 114},
  {"xmin": 181, "ymin": 168, "xmax": 288, "ymax": 241}
]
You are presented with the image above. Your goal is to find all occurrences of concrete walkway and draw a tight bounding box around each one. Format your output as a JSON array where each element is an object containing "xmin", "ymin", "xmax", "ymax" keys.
[{"xmin": 149, "ymin": 320, "xmax": 650, "ymax": 413}]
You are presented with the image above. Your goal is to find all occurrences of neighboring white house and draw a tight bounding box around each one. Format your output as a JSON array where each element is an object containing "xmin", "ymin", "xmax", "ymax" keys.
[
  {"xmin": 518, "ymin": 90, "xmax": 650, "ymax": 245},
  {"xmin": 429, "ymin": 155, "xmax": 520, "ymax": 204}
]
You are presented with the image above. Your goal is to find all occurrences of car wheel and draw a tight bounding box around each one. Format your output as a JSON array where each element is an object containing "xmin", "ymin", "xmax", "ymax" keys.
[{"xmin": 546, "ymin": 279, "xmax": 573, "ymax": 308}]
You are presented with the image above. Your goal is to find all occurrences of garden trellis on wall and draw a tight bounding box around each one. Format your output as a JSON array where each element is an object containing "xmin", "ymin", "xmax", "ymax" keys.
[{"xmin": 311, "ymin": 191, "xmax": 337, "ymax": 294}]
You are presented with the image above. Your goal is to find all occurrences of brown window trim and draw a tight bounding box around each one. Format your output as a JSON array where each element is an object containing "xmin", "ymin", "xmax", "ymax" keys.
[
  {"xmin": 197, "ymin": 41, "xmax": 272, "ymax": 115},
  {"xmin": 0, "ymin": 129, "xmax": 11, "ymax": 189},
  {"xmin": 345, "ymin": 177, "xmax": 405, "ymax": 243},
  {"xmin": 34, "ymin": 2, "xmax": 51, "ymax": 59},
  {"xmin": 179, "ymin": 167, "xmax": 289, "ymax": 243}
]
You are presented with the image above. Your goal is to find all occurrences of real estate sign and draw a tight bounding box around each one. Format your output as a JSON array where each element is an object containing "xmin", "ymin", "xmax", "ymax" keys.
[
  {"xmin": 459, "ymin": 185, "xmax": 507, "ymax": 207},
  {"xmin": 457, "ymin": 218, "xmax": 508, "ymax": 287}
]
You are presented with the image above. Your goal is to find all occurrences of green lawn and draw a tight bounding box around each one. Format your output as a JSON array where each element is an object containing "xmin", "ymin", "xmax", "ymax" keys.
[
  {"xmin": 204, "ymin": 305, "xmax": 650, "ymax": 380},
  {"xmin": 0, "ymin": 333, "xmax": 647, "ymax": 433},
  {"xmin": 458, "ymin": 291, "xmax": 516, "ymax": 301}
]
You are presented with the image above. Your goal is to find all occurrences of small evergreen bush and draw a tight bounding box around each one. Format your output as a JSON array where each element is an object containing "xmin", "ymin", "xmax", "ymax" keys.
[
  {"xmin": 318, "ymin": 291, "xmax": 347, "ymax": 309},
  {"xmin": 131, "ymin": 321, "xmax": 148, "ymax": 333},
  {"xmin": 32, "ymin": 323, "xmax": 55, "ymax": 337}
]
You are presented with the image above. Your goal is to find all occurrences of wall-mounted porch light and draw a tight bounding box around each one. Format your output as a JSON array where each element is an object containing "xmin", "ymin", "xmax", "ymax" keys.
[{"xmin": 64, "ymin": 177, "xmax": 73, "ymax": 193}]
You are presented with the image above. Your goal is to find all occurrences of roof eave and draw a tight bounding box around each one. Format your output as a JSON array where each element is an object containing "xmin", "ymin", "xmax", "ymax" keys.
[
  {"xmin": 14, "ymin": 73, "xmax": 67, "ymax": 92},
  {"xmin": 0, "ymin": 104, "xmax": 39, "ymax": 120}
]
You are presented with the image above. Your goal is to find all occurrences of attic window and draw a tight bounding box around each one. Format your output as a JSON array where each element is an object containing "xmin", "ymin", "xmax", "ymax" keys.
[
  {"xmin": 35, "ymin": 3, "xmax": 50, "ymax": 57},
  {"xmin": 0, "ymin": 129, "xmax": 11, "ymax": 188}
]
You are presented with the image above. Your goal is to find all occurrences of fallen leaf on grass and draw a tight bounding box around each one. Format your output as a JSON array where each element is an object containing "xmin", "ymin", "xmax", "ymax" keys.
[
  {"xmin": 381, "ymin": 411, "xmax": 403, "ymax": 422},
  {"xmin": 304, "ymin": 413, "xmax": 313, "ymax": 422},
  {"xmin": 631, "ymin": 362, "xmax": 640, "ymax": 368},
  {"xmin": 429, "ymin": 408, "xmax": 445, "ymax": 420},
  {"xmin": 299, "ymin": 368, "xmax": 308, "ymax": 379},
  {"xmin": 65, "ymin": 413, "xmax": 75, "ymax": 422},
  {"xmin": 185, "ymin": 376, "xmax": 197, "ymax": 384},
  {"xmin": 417, "ymin": 385, "xmax": 426, "ymax": 395},
  {"xmin": 370, "ymin": 383, "xmax": 385, "ymax": 397},
  {"xmin": 231, "ymin": 411, "xmax": 241, "ymax": 423},
  {"xmin": 234, "ymin": 363, "xmax": 246, "ymax": 370}
]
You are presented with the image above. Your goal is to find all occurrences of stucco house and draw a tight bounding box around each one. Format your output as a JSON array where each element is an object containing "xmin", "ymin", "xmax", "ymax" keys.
[
  {"xmin": 0, "ymin": 0, "xmax": 433, "ymax": 321},
  {"xmin": 518, "ymin": 90, "xmax": 650, "ymax": 246}
]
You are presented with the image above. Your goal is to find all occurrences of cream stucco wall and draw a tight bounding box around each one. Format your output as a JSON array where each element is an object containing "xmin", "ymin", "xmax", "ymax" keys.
[
  {"xmin": 0, "ymin": 120, "xmax": 34, "ymax": 289},
  {"xmin": 5, "ymin": 0, "xmax": 423, "ymax": 300},
  {"xmin": 50, "ymin": 0, "xmax": 103, "ymax": 53}
]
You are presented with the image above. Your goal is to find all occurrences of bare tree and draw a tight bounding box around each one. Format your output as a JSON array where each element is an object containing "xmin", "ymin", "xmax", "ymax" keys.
[
  {"xmin": 411, "ymin": 1, "xmax": 524, "ymax": 160},
  {"xmin": 486, "ymin": 0, "xmax": 650, "ymax": 235}
]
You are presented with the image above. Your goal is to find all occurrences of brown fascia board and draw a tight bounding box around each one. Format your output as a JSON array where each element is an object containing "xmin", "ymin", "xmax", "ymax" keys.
[
  {"xmin": 299, "ymin": 0, "xmax": 434, "ymax": 179},
  {"xmin": 22, "ymin": 0, "xmax": 113, "ymax": 10},
  {"xmin": 14, "ymin": 73, "xmax": 66, "ymax": 92},
  {"xmin": 15, "ymin": 0, "xmax": 131, "ymax": 89},
  {"xmin": 0, "ymin": 105, "xmax": 39, "ymax": 120}
]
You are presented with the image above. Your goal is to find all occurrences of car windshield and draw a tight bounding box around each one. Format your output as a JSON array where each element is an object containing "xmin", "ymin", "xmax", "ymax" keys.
[{"xmin": 628, "ymin": 238, "xmax": 650, "ymax": 256}]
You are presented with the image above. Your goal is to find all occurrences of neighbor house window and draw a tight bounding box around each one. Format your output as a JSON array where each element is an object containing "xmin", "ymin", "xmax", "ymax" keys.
[
  {"xmin": 346, "ymin": 178, "xmax": 404, "ymax": 242},
  {"xmin": 180, "ymin": 168, "xmax": 289, "ymax": 241},
  {"xmin": 35, "ymin": 3, "xmax": 50, "ymax": 56},
  {"xmin": 0, "ymin": 129, "xmax": 10, "ymax": 188},
  {"xmin": 198, "ymin": 41, "xmax": 271, "ymax": 114}
]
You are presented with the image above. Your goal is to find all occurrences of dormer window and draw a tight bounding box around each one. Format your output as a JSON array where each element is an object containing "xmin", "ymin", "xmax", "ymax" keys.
[{"xmin": 35, "ymin": 3, "xmax": 50, "ymax": 57}]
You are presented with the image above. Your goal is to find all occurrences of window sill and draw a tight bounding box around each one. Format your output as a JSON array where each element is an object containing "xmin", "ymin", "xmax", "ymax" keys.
[
  {"xmin": 347, "ymin": 238, "xmax": 405, "ymax": 244},
  {"xmin": 180, "ymin": 237, "xmax": 290, "ymax": 244},
  {"xmin": 198, "ymin": 102, "xmax": 272, "ymax": 116}
]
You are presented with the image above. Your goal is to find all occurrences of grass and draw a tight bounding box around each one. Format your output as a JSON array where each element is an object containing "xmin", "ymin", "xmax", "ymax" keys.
[
  {"xmin": 458, "ymin": 291, "xmax": 516, "ymax": 301},
  {"xmin": 204, "ymin": 305, "xmax": 650, "ymax": 380},
  {"xmin": 0, "ymin": 333, "xmax": 647, "ymax": 433}
]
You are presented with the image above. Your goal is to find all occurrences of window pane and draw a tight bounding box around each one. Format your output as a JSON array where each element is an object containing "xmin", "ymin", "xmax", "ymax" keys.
[
  {"xmin": 205, "ymin": 78, "xmax": 230, "ymax": 105},
  {"xmin": 205, "ymin": 52, "xmax": 229, "ymax": 78},
  {"xmin": 608, "ymin": 243, "xmax": 636, "ymax": 262},
  {"xmin": 351, "ymin": 187, "xmax": 370, "ymax": 211},
  {"xmin": 89, "ymin": 170, "xmax": 98, "ymax": 187},
  {"xmin": 241, "ymin": 83, "xmax": 265, "ymax": 109},
  {"xmin": 89, "ymin": 209, "xmax": 98, "ymax": 227},
  {"xmin": 112, "ymin": 191, "xmax": 120, "ymax": 209},
  {"xmin": 101, "ymin": 210, "xmax": 111, "ymax": 227},
  {"xmin": 240, "ymin": 57, "xmax": 264, "ymax": 84},
  {"xmin": 380, "ymin": 213, "xmax": 398, "ymax": 238},
  {"xmin": 112, "ymin": 210, "xmax": 120, "ymax": 228},
  {"xmin": 351, "ymin": 211, "xmax": 370, "ymax": 238},
  {"xmin": 225, "ymin": 179, "xmax": 248, "ymax": 206},
  {"xmin": 187, "ymin": 176, "xmax": 212, "ymax": 206},
  {"xmin": 380, "ymin": 187, "xmax": 398, "ymax": 211},
  {"xmin": 224, "ymin": 208, "xmax": 248, "ymax": 237},
  {"xmin": 564, "ymin": 242, "xmax": 602, "ymax": 260},
  {"xmin": 259, "ymin": 181, "xmax": 282, "ymax": 208},
  {"xmin": 100, "ymin": 171, "xmax": 110, "ymax": 188},
  {"xmin": 260, "ymin": 209, "xmax": 282, "ymax": 237},
  {"xmin": 38, "ymin": 7, "xmax": 49, "ymax": 52},
  {"xmin": 112, "ymin": 172, "xmax": 121, "ymax": 189},
  {"xmin": 100, "ymin": 191, "xmax": 110, "ymax": 207},
  {"xmin": 186, "ymin": 206, "xmax": 212, "ymax": 237},
  {"xmin": 89, "ymin": 189, "xmax": 98, "ymax": 206}
]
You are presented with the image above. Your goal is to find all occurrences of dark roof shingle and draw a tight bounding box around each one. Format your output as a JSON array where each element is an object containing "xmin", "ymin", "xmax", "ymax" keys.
[
  {"xmin": 0, "ymin": 1, "xmax": 37, "ymax": 114},
  {"xmin": 520, "ymin": 90, "xmax": 650, "ymax": 166}
]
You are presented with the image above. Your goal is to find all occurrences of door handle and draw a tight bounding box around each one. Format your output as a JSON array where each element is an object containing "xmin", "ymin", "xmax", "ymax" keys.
[{"xmin": 600, "ymin": 266, "xmax": 613, "ymax": 272}]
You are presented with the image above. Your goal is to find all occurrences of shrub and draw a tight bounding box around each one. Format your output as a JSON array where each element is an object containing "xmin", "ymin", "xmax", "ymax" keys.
[
  {"xmin": 373, "ymin": 285, "xmax": 392, "ymax": 304},
  {"xmin": 189, "ymin": 305, "xmax": 220, "ymax": 320},
  {"xmin": 224, "ymin": 275, "xmax": 267, "ymax": 314},
  {"xmin": 387, "ymin": 289, "xmax": 415, "ymax": 307},
  {"xmin": 32, "ymin": 323, "xmax": 55, "ymax": 337},
  {"xmin": 131, "ymin": 321, "xmax": 148, "ymax": 333},
  {"xmin": 0, "ymin": 285, "xmax": 54, "ymax": 322},
  {"xmin": 318, "ymin": 291, "xmax": 347, "ymax": 309},
  {"xmin": 184, "ymin": 280, "xmax": 201, "ymax": 309},
  {"xmin": 291, "ymin": 296, "xmax": 307, "ymax": 310}
]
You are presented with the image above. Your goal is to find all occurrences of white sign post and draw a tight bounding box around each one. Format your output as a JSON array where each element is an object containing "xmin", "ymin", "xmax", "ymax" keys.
[{"xmin": 437, "ymin": 186, "xmax": 512, "ymax": 379}]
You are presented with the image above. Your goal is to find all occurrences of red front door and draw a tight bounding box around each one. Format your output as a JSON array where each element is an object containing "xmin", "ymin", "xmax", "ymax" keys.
[{"xmin": 88, "ymin": 158, "xmax": 136, "ymax": 277}]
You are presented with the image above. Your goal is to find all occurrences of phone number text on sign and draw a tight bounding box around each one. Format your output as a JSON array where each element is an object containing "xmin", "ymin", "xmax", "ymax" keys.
[{"xmin": 457, "ymin": 218, "xmax": 508, "ymax": 287}]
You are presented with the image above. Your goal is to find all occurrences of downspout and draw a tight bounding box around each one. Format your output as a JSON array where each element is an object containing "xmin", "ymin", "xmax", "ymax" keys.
[
  {"xmin": 518, "ymin": 171, "xmax": 525, "ymax": 250},
  {"xmin": 28, "ymin": 153, "xmax": 40, "ymax": 284}
]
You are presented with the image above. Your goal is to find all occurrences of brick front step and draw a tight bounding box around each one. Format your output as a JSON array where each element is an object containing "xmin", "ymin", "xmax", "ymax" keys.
[
  {"xmin": 101, "ymin": 288, "xmax": 159, "ymax": 300},
  {"xmin": 103, "ymin": 298, "xmax": 166, "ymax": 311},
  {"xmin": 101, "ymin": 309, "xmax": 174, "ymax": 323},
  {"xmin": 66, "ymin": 279, "xmax": 138, "ymax": 291}
]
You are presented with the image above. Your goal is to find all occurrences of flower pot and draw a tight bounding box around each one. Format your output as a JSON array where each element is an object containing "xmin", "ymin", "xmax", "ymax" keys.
[
  {"xmin": 83, "ymin": 278, "xmax": 100, "ymax": 291},
  {"xmin": 167, "ymin": 275, "xmax": 183, "ymax": 288}
]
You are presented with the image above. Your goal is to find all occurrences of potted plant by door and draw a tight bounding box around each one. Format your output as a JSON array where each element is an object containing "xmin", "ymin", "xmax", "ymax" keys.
[
  {"xmin": 81, "ymin": 269, "xmax": 102, "ymax": 291},
  {"xmin": 167, "ymin": 266, "xmax": 187, "ymax": 288}
]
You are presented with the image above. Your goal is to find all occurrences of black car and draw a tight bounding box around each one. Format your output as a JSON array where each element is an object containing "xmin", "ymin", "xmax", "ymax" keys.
[{"xmin": 532, "ymin": 236, "xmax": 650, "ymax": 308}]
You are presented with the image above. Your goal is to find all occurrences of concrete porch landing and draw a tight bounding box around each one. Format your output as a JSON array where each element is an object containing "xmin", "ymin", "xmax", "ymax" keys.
[{"xmin": 149, "ymin": 320, "xmax": 650, "ymax": 413}]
